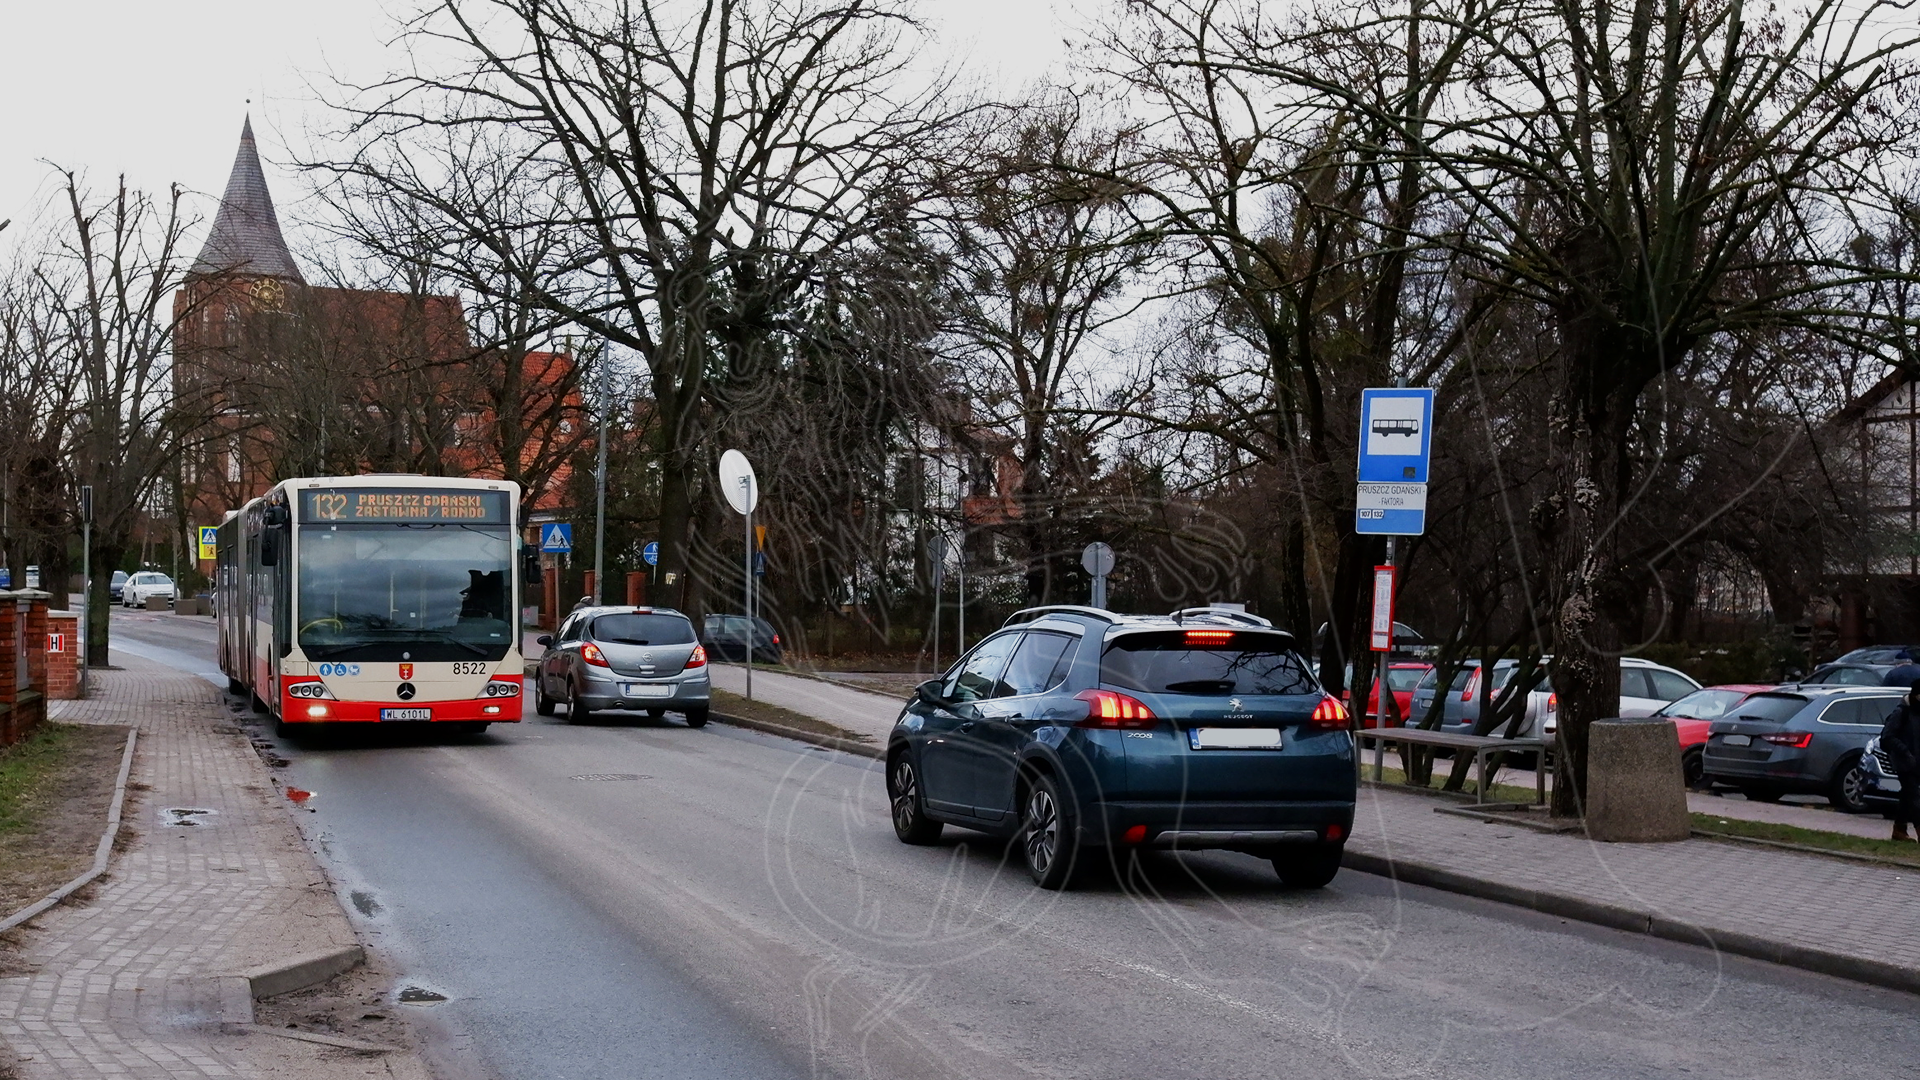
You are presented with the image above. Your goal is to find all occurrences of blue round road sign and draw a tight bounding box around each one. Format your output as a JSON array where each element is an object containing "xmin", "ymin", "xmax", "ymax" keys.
[{"xmin": 643, "ymin": 541, "xmax": 659, "ymax": 566}]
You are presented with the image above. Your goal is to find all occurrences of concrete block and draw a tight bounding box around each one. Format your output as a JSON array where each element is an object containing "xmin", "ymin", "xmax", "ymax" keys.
[
  {"xmin": 243, "ymin": 944, "xmax": 364, "ymax": 999},
  {"xmin": 1586, "ymin": 718, "xmax": 1691, "ymax": 842},
  {"xmin": 144, "ymin": 595, "xmax": 170, "ymax": 611}
]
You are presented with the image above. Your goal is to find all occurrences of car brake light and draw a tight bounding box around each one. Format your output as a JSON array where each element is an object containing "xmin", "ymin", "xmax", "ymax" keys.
[
  {"xmin": 1325, "ymin": 823, "xmax": 1345, "ymax": 841},
  {"xmin": 1461, "ymin": 671, "xmax": 1479, "ymax": 702},
  {"xmin": 1075, "ymin": 689, "xmax": 1157, "ymax": 729},
  {"xmin": 1184, "ymin": 629, "xmax": 1234, "ymax": 645},
  {"xmin": 1310, "ymin": 696, "xmax": 1349, "ymax": 730},
  {"xmin": 684, "ymin": 644, "xmax": 707, "ymax": 669},
  {"xmin": 771, "ymin": 633, "xmax": 780, "ymax": 645},
  {"xmin": 1547, "ymin": 693, "xmax": 1557, "ymax": 712},
  {"xmin": 581, "ymin": 643, "xmax": 610, "ymax": 667},
  {"xmin": 1760, "ymin": 731, "xmax": 1813, "ymax": 747}
]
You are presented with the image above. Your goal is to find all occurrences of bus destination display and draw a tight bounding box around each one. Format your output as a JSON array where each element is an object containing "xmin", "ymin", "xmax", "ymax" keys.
[{"xmin": 301, "ymin": 488, "xmax": 509, "ymax": 524}]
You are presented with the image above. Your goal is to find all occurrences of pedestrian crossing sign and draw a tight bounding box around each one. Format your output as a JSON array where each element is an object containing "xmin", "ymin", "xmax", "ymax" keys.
[
  {"xmin": 197, "ymin": 526, "xmax": 218, "ymax": 561},
  {"xmin": 540, "ymin": 523, "xmax": 573, "ymax": 553}
]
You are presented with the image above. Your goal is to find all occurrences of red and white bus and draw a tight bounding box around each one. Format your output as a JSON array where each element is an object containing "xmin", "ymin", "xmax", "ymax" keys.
[{"xmin": 217, "ymin": 475, "xmax": 540, "ymax": 735}]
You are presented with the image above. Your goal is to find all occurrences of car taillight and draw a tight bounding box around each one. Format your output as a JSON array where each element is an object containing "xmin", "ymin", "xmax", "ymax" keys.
[
  {"xmin": 1760, "ymin": 732, "xmax": 1813, "ymax": 747},
  {"xmin": 1461, "ymin": 671, "xmax": 1479, "ymax": 702},
  {"xmin": 1309, "ymin": 696, "xmax": 1349, "ymax": 730},
  {"xmin": 1546, "ymin": 693, "xmax": 1557, "ymax": 712},
  {"xmin": 1184, "ymin": 629, "xmax": 1234, "ymax": 645},
  {"xmin": 771, "ymin": 633, "xmax": 780, "ymax": 645},
  {"xmin": 581, "ymin": 643, "xmax": 610, "ymax": 667},
  {"xmin": 684, "ymin": 644, "xmax": 707, "ymax": 669},
  {"xmin": 1075, "ymin": 689, "xmax": 1157, "ymax": 729}
]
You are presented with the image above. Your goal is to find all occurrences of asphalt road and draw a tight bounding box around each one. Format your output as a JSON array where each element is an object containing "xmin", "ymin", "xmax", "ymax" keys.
[{"xmin": 110, "ymin": 610, "xmax": 1920, "ymax": 1080}]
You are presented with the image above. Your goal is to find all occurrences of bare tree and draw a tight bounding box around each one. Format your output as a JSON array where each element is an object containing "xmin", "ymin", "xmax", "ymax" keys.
[{"xmin": 310, "ymin": 0, "xmax": 965, "ymax": 613}]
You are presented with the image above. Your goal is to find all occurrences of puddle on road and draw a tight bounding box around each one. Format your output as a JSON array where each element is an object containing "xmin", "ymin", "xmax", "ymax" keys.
[
  {"xmin": 350, "ymin": 890, "xmax": 382, "ymax": 916},
  {"xmin": 159, "ymin": 807, "xmax": 217, "ymax": 827}
]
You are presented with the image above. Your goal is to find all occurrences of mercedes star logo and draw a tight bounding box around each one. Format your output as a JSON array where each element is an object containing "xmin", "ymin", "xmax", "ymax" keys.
[{"xmin": 396, "ymin": 682, "xmax": 417, "ymax": 700}]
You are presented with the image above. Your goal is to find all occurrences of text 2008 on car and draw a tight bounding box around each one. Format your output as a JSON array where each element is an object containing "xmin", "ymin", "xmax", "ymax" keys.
[{"xmin": 886, "ymin": 606, "xmax": 1356, "ymax": 890}]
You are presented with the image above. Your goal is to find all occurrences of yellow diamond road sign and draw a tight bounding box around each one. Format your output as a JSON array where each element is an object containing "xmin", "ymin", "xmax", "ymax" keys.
[{"xmin": 197, "ymin": 526, "xmax": 218, "ymax": 561}]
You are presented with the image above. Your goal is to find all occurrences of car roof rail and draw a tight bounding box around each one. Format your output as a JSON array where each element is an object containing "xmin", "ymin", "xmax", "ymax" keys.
[
  {"xmin": 1168, "ymin": 607, "xmax": 1273, "ymax": 628},
  {"xmin": 1002, "ymin": 605, "xmax": 1120, "ymax": 628}
]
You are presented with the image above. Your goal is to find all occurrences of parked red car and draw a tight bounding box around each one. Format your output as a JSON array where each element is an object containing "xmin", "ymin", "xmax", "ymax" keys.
[
  {"xmin": 1350, "ymin": 662, "xmax": 1434, "ymax": 728},
  {"xmin": 1649, "ymin": 684, "xmax": 1776, "ymax": 788}
]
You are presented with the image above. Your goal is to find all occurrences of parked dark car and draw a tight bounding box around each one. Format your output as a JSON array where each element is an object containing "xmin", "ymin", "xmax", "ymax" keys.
[
  {"xmin": 108, "ymin": 570, "xmax": 130, "ymax": 602},
  {"xmin": 1700, "ymin": 686, "xmax": 1897, "ymax": 811},
  {"xmin": 702, "ymin": 614, "xmax": 782, "ymax": 664},
  {"xmin": 885, "ymin": 605, "xmax": 1356, "ymax": 890},
  {"xmin": 533, "ymin": 606, "xmax": 710, "ymax": 726}
]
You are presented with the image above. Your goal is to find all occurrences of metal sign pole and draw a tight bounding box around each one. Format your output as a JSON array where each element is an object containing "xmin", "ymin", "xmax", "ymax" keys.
[
  {"xmin": 593, "ymin": 343, "xmax": 609, "ymax": 604},
  {"xmin": 744, "ymin": 499, "xmax": 754, "ymax": 701}
]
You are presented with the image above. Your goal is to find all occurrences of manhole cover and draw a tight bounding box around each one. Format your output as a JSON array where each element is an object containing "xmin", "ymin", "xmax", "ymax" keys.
[
  {"xmin": 396, "ymin": 985, "xmax": 449, "ymax": 1005},
  {"xmin": 159, "ymin": 807, "xmax": 218, "ymax": 827},
  {"xmin": 569, "ymin": 773, "xmax": 650, "ymax": 781}
]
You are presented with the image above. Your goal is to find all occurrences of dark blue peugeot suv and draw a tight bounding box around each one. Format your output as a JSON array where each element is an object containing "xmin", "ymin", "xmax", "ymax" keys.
[{"xmin": 886, "ymin": 606, "xmax": 1356, "ymax": 889}]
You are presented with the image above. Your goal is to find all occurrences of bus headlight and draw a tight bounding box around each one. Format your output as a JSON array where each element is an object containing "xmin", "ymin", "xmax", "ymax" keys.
[
  {"xmin": 478, "ymin": 679, "xmax": 522, "ymax": 698},
  {"xmin": 288, "ymin": 680, "xmax": 336, "ymax": 700}
]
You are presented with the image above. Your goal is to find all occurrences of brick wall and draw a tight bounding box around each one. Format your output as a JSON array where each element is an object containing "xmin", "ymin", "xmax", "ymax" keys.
[
  {"xmin": 0, "ymin": 592, "xmax": 51, "ymax": 748},
  {"xmin": 46, "ymin": 612, "xmax": 79, "ymax": 700}
]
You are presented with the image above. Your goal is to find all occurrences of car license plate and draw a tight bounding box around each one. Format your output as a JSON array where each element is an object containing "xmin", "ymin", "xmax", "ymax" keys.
[
  {"xmin": 380, "ymin": 708, "xmax": 431, "ymax": 721},
  {"xmin": 1189, "ymin": 727, "xmax": 1282, "ymax": 750},
  {"xmin": 1722, "ymin": 733, "xmax": 1751, "ymax": 747},
  {"xmin": 624, "ymin": 683, "xmax": 673, "ymax": 699}
]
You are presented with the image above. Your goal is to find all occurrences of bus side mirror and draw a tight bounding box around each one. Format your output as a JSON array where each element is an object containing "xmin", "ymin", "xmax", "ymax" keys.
[
  {"xmin": 260, "ymin": 528, "xmax": 281, "ymax": 566},
  {"xmin": 522, "ymin": 545, "xmax": 543, "ymax": 587}
]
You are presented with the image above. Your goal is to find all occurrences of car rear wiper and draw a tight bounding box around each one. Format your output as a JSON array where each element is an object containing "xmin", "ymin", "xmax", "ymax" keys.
[{"xmin": 1164, "ymin": 679, "xmax": 1237, "ymax": 694}]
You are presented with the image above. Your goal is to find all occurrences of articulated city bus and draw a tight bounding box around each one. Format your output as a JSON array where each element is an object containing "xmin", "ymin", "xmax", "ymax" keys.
[{"xmin": 217, "ymin": 475, "xmax": 540, "ymax": 735}]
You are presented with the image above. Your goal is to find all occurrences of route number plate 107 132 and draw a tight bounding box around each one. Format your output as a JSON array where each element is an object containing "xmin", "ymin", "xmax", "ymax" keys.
[{"xmin": 381, "ymin": 708, "xmax": 432, "ymax": 721}]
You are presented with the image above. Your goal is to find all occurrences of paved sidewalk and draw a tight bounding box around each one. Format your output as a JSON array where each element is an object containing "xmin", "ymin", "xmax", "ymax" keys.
[
  {"xmin": 0, "ymin": 656, "xmax": 429, "ymax": 1079},
  {"xmin": 707, "ymin": 663, "xmax": 901, "ymax": 739}
]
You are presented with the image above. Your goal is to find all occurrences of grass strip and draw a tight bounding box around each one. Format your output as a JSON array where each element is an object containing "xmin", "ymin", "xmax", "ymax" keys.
[
  {"xmin": 0, "ymin": 723, "xmax": 80, "ymax": 835},
  {"xmin": 709, "ymin": 688, "xmax": 874, "ymax": 744},
  {"xmin": 1691, "ymin": 813, "xmax": 1920, "ymax": 869}
]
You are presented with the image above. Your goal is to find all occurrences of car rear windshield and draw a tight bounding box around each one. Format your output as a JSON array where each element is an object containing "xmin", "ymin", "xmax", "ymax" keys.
[
  {"xmin": 1101, "ymin": 631, "xmax": 1318, "ymax": 696},
  {"xmin": 591, "ymin": 613, "xmax": 695, "ymax": 645},
  {"xmin": 1728, "ymin": 693, "xmax": 1808, "ymax": 723},
  {"xmin": 1386, "ymin": 667, "xmax": 1427, "ymax": 691}
]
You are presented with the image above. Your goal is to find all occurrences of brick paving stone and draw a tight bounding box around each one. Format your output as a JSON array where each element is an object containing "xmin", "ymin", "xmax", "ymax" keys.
[
  {"xmin": 0, "ymin": 655, "xmax": 420, "ymax": 1079},
  {"xmin": 1347, "ymin": 784, "xmax": 1920, "ymax": 976}
]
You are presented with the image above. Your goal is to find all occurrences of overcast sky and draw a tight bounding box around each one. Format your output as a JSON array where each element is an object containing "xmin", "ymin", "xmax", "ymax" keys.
[{"xmin": 0, "ymin": 0, "xmax": 1072, "ymax": 251}]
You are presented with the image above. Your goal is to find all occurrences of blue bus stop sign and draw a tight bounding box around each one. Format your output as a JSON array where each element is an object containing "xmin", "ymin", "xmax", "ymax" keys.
[
  {"xmin": 540, "ymin": 523, "xmax": 573, "ymax": 553},
  {"xmin": 1356, "ymin": 388, "xmax": 1434, "ymax": 535},
  {"xmin": 642, "ymin": 541, "xmax": 659, "ymax": 566}
]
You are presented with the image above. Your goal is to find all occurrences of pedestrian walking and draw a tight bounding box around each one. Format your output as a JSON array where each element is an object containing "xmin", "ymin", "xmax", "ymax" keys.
[{"xmin": 1880, "ymin": 681, "xmax": 1920, "ymax": 841}]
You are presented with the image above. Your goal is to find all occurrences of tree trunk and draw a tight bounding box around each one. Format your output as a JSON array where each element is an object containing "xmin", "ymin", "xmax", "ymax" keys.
[{"xmin": 85, "ymin": 539, "xmax": 126, "ymax": 669}]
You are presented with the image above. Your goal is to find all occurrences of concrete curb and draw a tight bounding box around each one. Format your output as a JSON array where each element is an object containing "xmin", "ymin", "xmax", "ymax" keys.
[
  {"xmin": 1343, "ymin": 850, "xmax": 1920, "ymax": 995},
  {"xmin": 242, "ymin": 944, "xmax": 366, "ymax": 1000},
  {"xmin": 711, "ymin": 711, "xmax": 883, "ymax": 760},
  {"xmin": 0, "ymin": 728, "xmax": 138, "ymax": 934}
]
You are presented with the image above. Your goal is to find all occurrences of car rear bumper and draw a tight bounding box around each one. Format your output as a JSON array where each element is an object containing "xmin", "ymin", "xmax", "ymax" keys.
[
  {"xmin": 1081, "ymin": 799, "xmax": 1354, "ymax": 850},
  {"xmin": 577, "ymin": 670, "xmax": 711, "ymax": 711},
  {"xmin": 1700, "ymin": 749, "xmax": 1818, "ymax": 787}
]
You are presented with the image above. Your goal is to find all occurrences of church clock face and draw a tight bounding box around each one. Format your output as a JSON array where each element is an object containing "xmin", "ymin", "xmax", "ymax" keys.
[{"xmin": 249, "ymin": 277, "xmax": 286, "ymax": 310}]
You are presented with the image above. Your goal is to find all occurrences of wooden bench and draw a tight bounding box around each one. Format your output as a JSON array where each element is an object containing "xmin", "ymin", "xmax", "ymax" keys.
[{"xmin": 1357, "ymin": 728, "xmax": 1549, "ymax": 805}]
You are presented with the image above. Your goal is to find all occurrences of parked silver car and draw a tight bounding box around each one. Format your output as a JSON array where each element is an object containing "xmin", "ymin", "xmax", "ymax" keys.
[{"xmin": 533, "ymin": 606, "xmax": 710, "ymax": 726}]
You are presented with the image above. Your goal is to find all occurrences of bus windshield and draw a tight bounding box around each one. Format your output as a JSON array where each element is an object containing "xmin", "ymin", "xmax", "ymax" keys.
[{"xmin": 296, "ymin": 522, "xmax": 513, "ymax": 661}]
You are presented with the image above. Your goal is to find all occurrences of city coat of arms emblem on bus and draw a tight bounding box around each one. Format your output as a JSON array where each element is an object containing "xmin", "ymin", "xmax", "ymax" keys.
[{"xmin": 399, "ymin": 663, "xmax": 414, "ymax": 680}]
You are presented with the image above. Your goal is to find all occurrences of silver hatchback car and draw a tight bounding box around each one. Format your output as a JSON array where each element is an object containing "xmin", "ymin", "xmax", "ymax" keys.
[{"xmin": 533, "ymin": 606, "xmax": 711, "ymax": 726}]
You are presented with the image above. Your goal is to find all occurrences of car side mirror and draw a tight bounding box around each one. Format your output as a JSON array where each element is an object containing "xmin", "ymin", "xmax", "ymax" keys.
[
  {"xmin": 914, "ymin": 679, "xmax": 946, "ymax": 706},
  {"xmin": 536, "ymin": 634, "xmax": 554, "ymax": 648}
]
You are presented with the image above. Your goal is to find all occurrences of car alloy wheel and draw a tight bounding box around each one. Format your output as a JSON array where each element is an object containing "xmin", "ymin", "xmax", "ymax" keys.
[
  {"xmin": 1830, "ymin": 754, "xmax": 1870, "ymax": 813},
  {"xmin": 1020, "ymin": 773, "xmax": 1077, "ymax": 889},
  {"xmin": 887, "ymin": 755, "xmax": 942, "ymax": 845}
]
